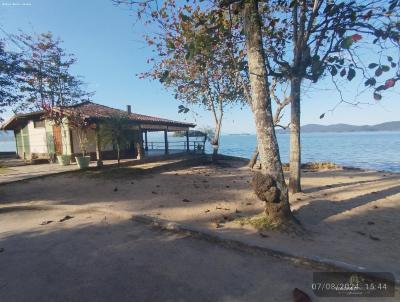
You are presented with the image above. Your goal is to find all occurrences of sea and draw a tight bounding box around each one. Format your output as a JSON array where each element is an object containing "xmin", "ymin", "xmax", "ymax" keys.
[{"xmin": 1, "ymin": 131, "xmax": 399, "ymax": 172}]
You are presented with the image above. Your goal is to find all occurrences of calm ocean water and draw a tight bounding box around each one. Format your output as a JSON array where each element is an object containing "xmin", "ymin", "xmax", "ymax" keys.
[
  {"xmin": 212, "ymin": 132, "xmax": 400, "ymax": 173},
  {"xmin": 1, "ymin": 131, "xmax": 399, "ymax": 172}
]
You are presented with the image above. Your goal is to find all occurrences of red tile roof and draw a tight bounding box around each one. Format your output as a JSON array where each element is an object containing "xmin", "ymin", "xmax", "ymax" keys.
[
  {"xmin": 1, "ymin": 101, "xmax": 195, "ymax": 130},
  {"xmin": 67, "ymin": 102, "xmax": 195, "ymax": 128}
]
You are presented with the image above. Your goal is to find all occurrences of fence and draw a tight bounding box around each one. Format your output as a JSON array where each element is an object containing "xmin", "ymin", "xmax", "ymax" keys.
[{"xmin": 146, "ymin": 140, "xmax": 206, "ymax": 153}]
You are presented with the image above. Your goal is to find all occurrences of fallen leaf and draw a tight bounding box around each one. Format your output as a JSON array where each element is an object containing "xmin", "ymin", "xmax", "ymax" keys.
[
  {"xmin": 293, "ymin": 288, "xmax": 311, "ymax": 302},
  {"xmin": 59, "ymin": 215, "xmax": 74, "ymax": 222},
  {"xmin": 182, "ymin": 198, "xmax": 192, "ymax": 202},
  {"xmin": 40, "ymin": 220, "xmax": 53, "ymax": 225},
  {"xmin": 369, "ymin": 234, "xmax": 380, "ymax": 241}
]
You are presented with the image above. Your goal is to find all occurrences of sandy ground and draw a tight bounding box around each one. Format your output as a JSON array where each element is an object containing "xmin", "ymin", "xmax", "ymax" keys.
[
  {"xmin": 3, "ymin": 215, "xmax": 397, "ymax": 302},
  {"xmin": 1, "ymin": 157, "xmax": 399, "ymax": 299}
]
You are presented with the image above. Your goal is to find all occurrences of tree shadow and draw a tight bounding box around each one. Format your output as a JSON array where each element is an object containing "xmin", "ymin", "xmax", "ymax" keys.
[
  {"xmin": 303, "ymin": 174, "xmax": 398, "ymax": 194},
  {"xmin": 0, "ymin": 218, "xmax": 316, "ymax": 302},
  {"xmin": 296, "ymin": 185, "xmax": 400, "ymax": 225}
]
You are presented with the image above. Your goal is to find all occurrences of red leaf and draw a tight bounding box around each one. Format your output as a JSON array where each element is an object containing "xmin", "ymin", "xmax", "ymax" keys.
[
  {"xmin": 385, "ymin": 79, "xmax": 395, "ymax": 88},
  {"xmin": 351, "ymin": 34, "xmax": 362, "ymax": 42}
]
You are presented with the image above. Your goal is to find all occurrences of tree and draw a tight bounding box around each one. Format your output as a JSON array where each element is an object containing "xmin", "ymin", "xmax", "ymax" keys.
[
  {"xmin": 67, "ymin": 109, "xmax": 91, "ymax": 157},
  {"xmin": 115, "ymin": 0, "xmax": 298, "ymax": 227},
  {"xmin": 138, "ymin": 6, "xmax": 247, "ymax": 162},
  {"xmin": 239, "ymin": 0, "xmax": 295, "ymax": 225},
  {"xmin": 99, "ymin": 113, "xmax": 134, "ymax": 168},
  {"xmin": 16, "ymin": 32, "xmax": 92, "ymax": 115},
  {"xmin": 258, "ymin": 0, "xmax": 400, "ymax": 193},
  {"xmin": 0, "ymin": 39, "xmax": 22, "ymax": 122},
  {"xmin": 248, "ymin": 79, "xmax": 291, "ymax": 168}
]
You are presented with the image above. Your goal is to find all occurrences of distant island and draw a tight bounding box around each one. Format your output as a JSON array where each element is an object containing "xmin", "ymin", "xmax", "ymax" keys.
[
  {"xmin": 277, "ymin": 121, "xmax": 400, "ymax": 133},
  {"xmin": 228, "ymin": 133, "xmax": 252, "ymax": 136}
]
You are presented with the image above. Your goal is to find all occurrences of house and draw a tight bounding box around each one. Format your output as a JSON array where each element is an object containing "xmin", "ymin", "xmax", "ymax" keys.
[{"xmin": 1, "ymin": 101, "xmax": 196, "ymax": 165}]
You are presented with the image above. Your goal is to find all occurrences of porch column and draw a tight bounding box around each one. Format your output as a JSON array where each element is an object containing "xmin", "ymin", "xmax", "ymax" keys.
[
  {"xmin": 95, "ymin": 125, "xmax": 103, "ymax": 167},
  {"xmin": 144, "ymin": 130, "xmax": 148, "ymax": 151},
  {"xmin": 164, "ymin": 129, "xmax": 169, "ymax": 155},
  {"xmin": 136, "ymin": 127, "xmax": 145, "ymax": 160},
  {"xmin": 186, "ymin": 130, "xmax": 190, "ymax": 152}
]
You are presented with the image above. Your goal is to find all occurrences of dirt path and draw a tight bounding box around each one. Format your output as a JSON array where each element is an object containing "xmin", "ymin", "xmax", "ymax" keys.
[
  {"xmin": 1, "ymin": 157, "xmax": 399, "ymax": 293},
  {"xmin": 0, "ymin": 214, "xmax": 398, "ymax": 302}
]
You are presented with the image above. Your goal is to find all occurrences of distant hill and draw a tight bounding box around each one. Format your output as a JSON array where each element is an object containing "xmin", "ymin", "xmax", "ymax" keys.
[{"xmin": 278, "ymin": 121, "xmax": 400, "ymax": 133}]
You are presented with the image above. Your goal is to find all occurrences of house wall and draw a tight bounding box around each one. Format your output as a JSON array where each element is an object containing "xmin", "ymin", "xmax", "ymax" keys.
[
  {"xmin": 44, "ymin": 120, "xmax": 55, "ymax": 154},
  {"xmin": 70, "ymin": 127, "xmax": 117, "ymax": 155},
  {"xmin": 14, "ymin": 128, "xmax": 25, "ymax": 159},
  {"xmin": 70, "ymin": 123, "xmax": 140, "ymax": 160},
  {"xmin": 27, "ymin": 120, "xmax": 48, "ymax": 156},
  {"xmin": 60, "ymin": 120, "xmax": 72, "ymax": 155}
]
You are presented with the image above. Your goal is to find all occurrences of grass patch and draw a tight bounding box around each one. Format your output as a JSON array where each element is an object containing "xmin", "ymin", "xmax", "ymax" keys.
[
  {"xmin": 282, "ymin": 161, "xmax": 338, "ymax": 171},
  {"xmin": 236, "ymin": 213, "xmax": 283, "ymax": 231},
  {"xmin": 236, "ymin": 213, "xmax": 305, "ymax": 235},
  {"xmin": 0, "ymin": 166, "xmax": 12, "ymax": 174}
]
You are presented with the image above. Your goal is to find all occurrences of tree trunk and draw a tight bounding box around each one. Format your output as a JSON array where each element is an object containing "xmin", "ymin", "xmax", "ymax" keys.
[
  {"xmin": 242, "ymin": 0, "xmax": 294, "ymax": 225},
  {"xmin": 211, "ymin": 117, "xmax": 222, "ymax": 163},
  {"xmin": 289, "ymin": 77, "xmax": 301, "ymax": 193},
  {"xmin": 117, "ymin": 144, "xmax": 120, "ymax": 168},
  {"xmin": 248, "ymin": 148, "xmax": 259, "ymax": 168}
]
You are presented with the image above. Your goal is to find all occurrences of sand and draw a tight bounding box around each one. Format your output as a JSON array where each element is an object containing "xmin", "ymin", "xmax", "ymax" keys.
[{"xmin": 1, "ymin": 157, "xmax": 399, "ymax": 281}]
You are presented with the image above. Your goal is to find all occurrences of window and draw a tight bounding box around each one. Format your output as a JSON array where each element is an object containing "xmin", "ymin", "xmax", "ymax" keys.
[{"xmin": 34, "ymin": 120, "xmax": 45, "ymax": 128}]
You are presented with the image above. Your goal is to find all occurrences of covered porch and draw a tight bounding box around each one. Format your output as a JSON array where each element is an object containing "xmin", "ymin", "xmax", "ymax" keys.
[{"xmin": 141, "ymin": 125, "xmax": 207, "ymax": 157}]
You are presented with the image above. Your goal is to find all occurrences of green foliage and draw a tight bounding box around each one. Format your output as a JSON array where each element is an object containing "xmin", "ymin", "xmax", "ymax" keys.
[
  {"xmin": 1, "ymin": 31, "xmax": 93, "ymax": 120},
  {"xmin": 98, "ymin": 113, "xmax": 135, "ymax": 167},
  {"xmin": 0, "ymin": 40, "xmax": 23, "ymax": 122}
]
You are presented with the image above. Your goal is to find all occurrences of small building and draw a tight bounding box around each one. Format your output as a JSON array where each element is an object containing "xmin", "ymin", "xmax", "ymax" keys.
[{"xmin": 1, "ymin": 101, "xmax": 196, "ymax": 164}]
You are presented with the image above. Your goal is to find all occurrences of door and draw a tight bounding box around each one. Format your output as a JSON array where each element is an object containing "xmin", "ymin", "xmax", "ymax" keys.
[{"xmin": 53, "ymin": 125, "xmax": 62, "ymax": 154}]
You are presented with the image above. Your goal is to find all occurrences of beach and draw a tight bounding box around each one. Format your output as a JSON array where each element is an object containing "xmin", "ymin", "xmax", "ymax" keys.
[{"xmin": 1, "ymin": 156, "xmax": 399, "ymax": 289}]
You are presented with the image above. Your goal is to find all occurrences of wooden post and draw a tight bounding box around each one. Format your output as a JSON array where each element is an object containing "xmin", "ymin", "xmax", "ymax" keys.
[
  {"xmin": 144, "ymin": 130, "xmax": 148, "ymax": 151},
  {"xmin": 164, "ymin": 129, "xmax": 169, "ymax": 155},
  {"xmin": 203, "ymin": 134, "xmax": 207, "ymax": 154},
  {"xmin": 186, "ymin": 130, "xmax": 189, "ymax": 153},
  {"xmin": 95, "ymin": 124, "xmax": 103, "ymax": 167}
]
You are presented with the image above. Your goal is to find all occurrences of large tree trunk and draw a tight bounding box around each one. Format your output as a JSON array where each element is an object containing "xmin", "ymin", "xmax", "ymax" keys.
[
  {"xmin": 242, "ymin": 0, "xmax": 294, "ymax": 225},
  {"xmin": 289, "ymin": 77, "xmax": 302, "ymax": 193}
]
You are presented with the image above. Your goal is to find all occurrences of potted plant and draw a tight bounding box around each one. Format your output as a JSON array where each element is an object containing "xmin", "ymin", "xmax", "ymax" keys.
[
  {"xmin": 70, "ymin": 112, "xmax": 91, "ymax": 169},
  {"xmin": 74, "ymin": 128, "xmax": 90, "ymax": 169}
]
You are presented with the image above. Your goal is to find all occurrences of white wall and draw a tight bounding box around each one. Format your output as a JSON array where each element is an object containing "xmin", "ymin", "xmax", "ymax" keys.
[
  {"xmin": 71, "ymin": 127, "xmax": 114, "ymax": 154},
  {"xmin": 27, "ymin": 120, "xmax": 48, "ymax": 154}
]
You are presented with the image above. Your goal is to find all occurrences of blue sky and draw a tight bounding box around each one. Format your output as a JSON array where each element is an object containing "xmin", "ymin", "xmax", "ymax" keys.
[{"xmin": 0, "ymin": 0, "xmax": 399, "ymax": 134}]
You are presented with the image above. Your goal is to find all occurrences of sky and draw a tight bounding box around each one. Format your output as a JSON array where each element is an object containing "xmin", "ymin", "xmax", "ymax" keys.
[{"xmin": 0, "ymin": 0, "xmax": 399, "ymax": 134}]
